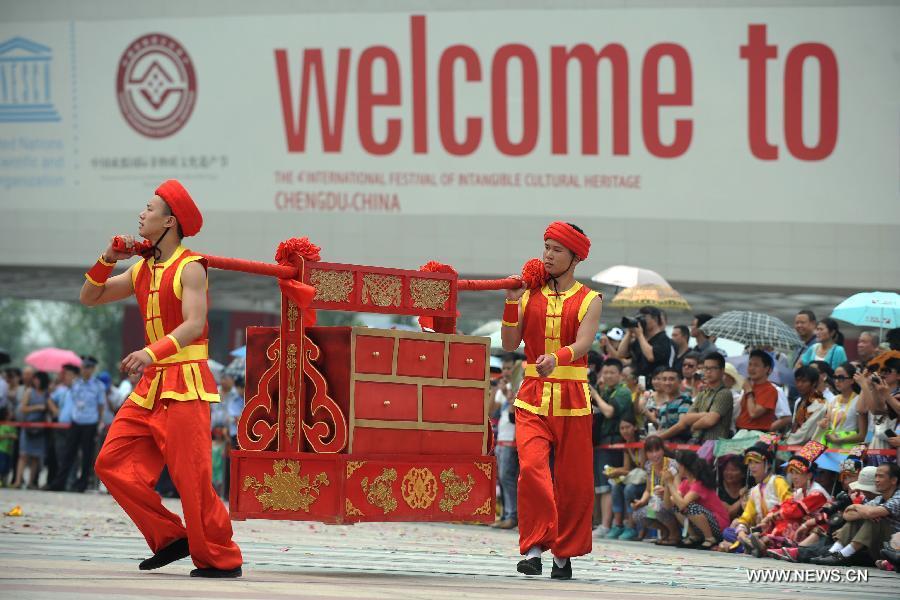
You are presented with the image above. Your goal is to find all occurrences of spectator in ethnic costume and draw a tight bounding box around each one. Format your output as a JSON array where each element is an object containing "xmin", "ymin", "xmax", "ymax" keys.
[
  {"xmin": 745, "ymin": 440, "xmax": 829, "ymax": 557},
  {"xmin": 83, "ymin": 180, "xmax": 243, "ymax": 578},
  {"xmin": 718, "ymin": 435, "xmax": 791, "ymax": 553},
  {"xmin": 501, "ymin": 222, "xmax": 602, "ymax": 580}
]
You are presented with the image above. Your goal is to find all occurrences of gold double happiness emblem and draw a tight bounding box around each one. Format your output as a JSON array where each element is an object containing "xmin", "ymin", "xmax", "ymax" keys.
[{"xmin": 401, "ymin": 467, "xmax": 438, "ymax": 509}]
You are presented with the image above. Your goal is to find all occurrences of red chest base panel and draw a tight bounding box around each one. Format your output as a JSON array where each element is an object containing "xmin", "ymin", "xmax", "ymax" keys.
[{"xmin": 230, "ymin": 451, "xmax": 496, "ymax": 524}]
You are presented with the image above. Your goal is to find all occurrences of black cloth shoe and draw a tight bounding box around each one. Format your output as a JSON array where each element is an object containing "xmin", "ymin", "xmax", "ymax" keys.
[
  {"xmin": 551, "ymin": 558, "xmax": 572, "ymax": 580},
  {"xmin": 190, "ymin": 566, "xmax": 243, "ymax": 578},
  {"xmin": 810, "ymin": 551, "xmax": 863, "ymax": 566},
  {"xmin": 516, "ymin": 557, "xmax": 542, "ymax": 576},
  {"xmin": 139, "ymin": 538, "xmax": 190, "ymax": 571}
]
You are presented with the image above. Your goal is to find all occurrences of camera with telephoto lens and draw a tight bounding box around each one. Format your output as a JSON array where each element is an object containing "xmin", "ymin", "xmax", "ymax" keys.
[
  {"xmin": 621, "ymin": 315, "xmax": 646, "ymax": 330},
  {"xmin": 822, "ymin": 491, "xmax": 851, "ymax": 517}
]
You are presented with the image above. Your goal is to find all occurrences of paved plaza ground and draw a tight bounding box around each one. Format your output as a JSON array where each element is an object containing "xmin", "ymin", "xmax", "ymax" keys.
[{"xmin": 0, "ymin": 488, "xmax": 894, "ymax": 599}]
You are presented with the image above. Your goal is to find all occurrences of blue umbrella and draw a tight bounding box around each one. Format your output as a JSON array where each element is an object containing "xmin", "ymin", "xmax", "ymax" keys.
[
  {"xmin": 831, "ymin": 291, "xmax": 900, "ymax": 335},
  {"xmin": 230, "ymin": 345, "xmax": 246, "ymax": 358}
]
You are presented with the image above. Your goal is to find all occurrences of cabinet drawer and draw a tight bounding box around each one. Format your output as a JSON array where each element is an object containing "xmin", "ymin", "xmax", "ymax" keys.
[
  {"xmin": 446, "ymin": 342, "xmax": 487, "ymax": 381},
  {"xmin": 421, "ymin": 430, "xmax": 484, "ymax": 455},
  {"xmin": 353, "ymin": 427, "xmax": 421, "ymax": 454},
  {"xmin": 354, "ymin": 381, "xmax": 418, "ymax": 421},
  {"xmin": 354, "ymin": 335, "xmax": 395, "ymax": 375},
  {"xmin": 396, "ymin": 339, "xmax": 444, "ymax": 378},
  {"xmin": 422, "ymin": 386, "xmax": 485, "ymax": 425}
]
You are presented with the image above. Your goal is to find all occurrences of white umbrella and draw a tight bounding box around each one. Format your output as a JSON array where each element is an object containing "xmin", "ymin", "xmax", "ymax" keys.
[{"xmin": 591, "ymin": 265, "xmax": 670, "ymax": 289}]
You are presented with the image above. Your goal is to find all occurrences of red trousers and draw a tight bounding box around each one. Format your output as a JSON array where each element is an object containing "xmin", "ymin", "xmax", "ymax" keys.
[
  {"xmin": 516, "ymin": 408, "xmax": 593, "ymax": 558},
  {"xmin": 95, "ymin": 398, "xmax": 242, "ymax": 570}
]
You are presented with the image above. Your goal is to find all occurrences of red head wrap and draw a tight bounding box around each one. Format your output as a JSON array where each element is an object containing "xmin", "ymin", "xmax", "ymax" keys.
[
  {"xmin": 544, "ymin": 222, "xmax": 590, "ymax": 260},
  {"xmin": 155, "ymin": 179, "xmax": 203, "ymax": 237}
]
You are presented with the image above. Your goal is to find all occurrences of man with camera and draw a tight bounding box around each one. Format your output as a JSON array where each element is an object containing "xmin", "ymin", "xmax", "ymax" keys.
[{"xmin": 614, "ymin": 306, "xmax": 675, "ymax": 386}]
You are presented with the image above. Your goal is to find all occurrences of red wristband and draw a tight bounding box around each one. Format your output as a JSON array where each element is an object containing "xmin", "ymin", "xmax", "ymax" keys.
[
  {"xmin": 85, "ymin": 255, "xmax": 115, "ymax": 286},
  {"xmin": 145, "ymin": 334, "xmax": 182, "ymax": 363},
  {"xmin": 502, "ymin": 301, "xmax": 519, "ymax": 327},
  {"xmin": 553, "ymin": 345, "xmax": 574, "ymax": 366}
]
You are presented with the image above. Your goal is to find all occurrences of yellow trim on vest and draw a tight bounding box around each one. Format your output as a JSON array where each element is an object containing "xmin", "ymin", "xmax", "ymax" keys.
[
  {"xmin": 524, "ymin": 364, "xmax": 589, "ymax": 381},
  {"xmin": 154, "ymin": 343, "xmax": 208, "ymax": 365},
  {"xmin": 521, "ymin": 289, "xmax": 531, "ymax": 311},
  {"xmin": 553, "ymin": 382, "xmax": 593, "ymax": 416},
  {"xmin": 577, "ymin": 290, "xmax": 600, "ymax": 322},
  {"xmin": 131, "ymin": 258, "xmax": 145, "ymax": 289},
  {"xmin": 173, "ymin": 255, "xmax": 205, "ymax": 300}
]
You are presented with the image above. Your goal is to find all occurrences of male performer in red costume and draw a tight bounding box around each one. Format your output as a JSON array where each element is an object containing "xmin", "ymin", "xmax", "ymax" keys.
[
  {"xmin": 82, "ymin": 180, "xmax": 243, "ymax": 578},
  {"xmin": 502, "ymin": 222, "xmax": 602, "ymax": 579}
]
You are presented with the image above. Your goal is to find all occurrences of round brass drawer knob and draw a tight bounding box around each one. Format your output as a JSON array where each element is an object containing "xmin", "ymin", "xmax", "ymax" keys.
[
  {"xmin": 419, "ymin": 355, "xmax": 427, "ymax": 361},
  {"xmin": 372, "ymin": 351, "xmax": 380, "ymax": 358},
  {"xmin": 383, "ymin": 400, "xmax": 391, "ymax": 406},
  {"xmin": 450, "ymin": 403, "xmax": 459, "ymax": 409},
  {"xmin": 465, "ymin": 358, "xmax": 474, "ymax": 364}
]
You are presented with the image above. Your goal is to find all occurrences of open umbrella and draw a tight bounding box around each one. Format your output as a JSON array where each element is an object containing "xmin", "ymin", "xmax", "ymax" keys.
[
  {"xmin": 610, "ymin": 284, "xmax": 691, "ymax": 311},
  {"xmin": 591, "ymin": 265, "xmax": 669, "ymax": 289},
  {"xmin": 24, "ymin": 348, "xmax": 82, "ymax": 372},
  {"xmin": 831, "ymin": 291, "xmax": 900, "ymax": 336},
  {"xmin": 701, "ymin": 311, "xmax": 802, "ymax": 354},
  {"xmin": 230, "ymin": 345, "xmax": 246, "ymax": 358}
]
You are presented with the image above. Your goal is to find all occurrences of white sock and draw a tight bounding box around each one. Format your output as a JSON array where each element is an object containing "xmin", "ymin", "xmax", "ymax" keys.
[
  {"xmin": 840, "ymin": 545, "xmax": 857, "ymax": 558},
  {"xmin": 828, "ymin": 542, "xmax": 844, "ymax": 554},
  {"xmin": 553, "ymin": 556, "xmax": 568, "ymax": 568},
  {"xmin": 526, "ymin": 546, "xmax": 542, "ymax": 559}
]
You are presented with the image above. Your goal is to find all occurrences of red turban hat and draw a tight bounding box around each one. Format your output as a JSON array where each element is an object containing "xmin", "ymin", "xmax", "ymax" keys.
[
  {"xmin": 155, "ymin": 179, "xmax": 203, "ymax": 237},
  {"xmin": 544, "ymin": 222, "xmax": 590, "ymax": 260}
]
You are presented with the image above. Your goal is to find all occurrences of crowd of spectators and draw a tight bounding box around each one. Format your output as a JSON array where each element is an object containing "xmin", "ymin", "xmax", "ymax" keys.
[
  {"xmin": 490, "ymin": 308, "xmax": 900, "ymax": 572},
  {"xmin": 0, "ymin": 356, "xmax": 243, "ymax": 500}
]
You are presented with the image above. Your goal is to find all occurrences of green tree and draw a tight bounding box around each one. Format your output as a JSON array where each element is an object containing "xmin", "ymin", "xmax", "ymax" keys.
[
  {"xmin": 30, "ymin": 301, "xmax": 124, "ymax": 372},
  {"xmin": 0, "ymin": 299, "xmax": 29, "ymax": 364}
]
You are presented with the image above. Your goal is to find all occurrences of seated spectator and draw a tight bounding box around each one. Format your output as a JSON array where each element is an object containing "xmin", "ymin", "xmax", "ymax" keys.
[
  {"xmin": 591, "ymin": 358, "xmax": 635, "ymax": 538},
  {"xmin": 809, "ymin": 360, "xmax": 837, "ymax": 402},
  {"xmin": 722, "ymin": 362, "xmax": 744, "ymax": 432},
  {"xmin": 605, "ymin": 417, "xmax": 645, "ymax": 541},
  {"xmin": 734, "ymin": 350, "xmax": 779, "ymax": 432},
  {"xmin": 631, "ymin": 435, "xmax": 681, "ymax": 545},
  {"xmin": 784, "ymin": 366, "xmax": 828, "ymax": 444},
  {"xmin": 635, "ymin": 367, "xmax": 664, "ymax": 433},
  {"xmin": 792, "ymin": 310, "xmax": 818, "ymax": 366},
  {"xmin": 720, "ymin": 436, "xmax": 791, "ymax": 553},
  {"xmin": 656, "ymin": 367, "xmax": 693, "ymax": 439},
  {"xmin": 817, "ymin": 362, "xmax": 867, "ymax": 448},
  {"xmin": 659, "ymin": 352, "xmax": 733, "ymax": 443},
  {"xmin": 679, "ymin": 351, "xmax": 701, "ymax": 396},
  {"xmin": 799, "ymin": 318, "xmax": 848, "ymax": 370},
  {"xmin": 717, "ymin": 455, "xmax": 748, "ymax": 520},
  {"xmin": 811, "ymin": 463, "xmax": 900, "ymax": 566},
  {"xmin": 663, "ymin": 450, "xmax": 730, "ymax": 549},
  {"xmin": 856, "ymin": 331, "xmax": 882, "ymax": 365},
  {"xmin": 747, "ymin": 441, "xmax": 830, "ymax": 557}
]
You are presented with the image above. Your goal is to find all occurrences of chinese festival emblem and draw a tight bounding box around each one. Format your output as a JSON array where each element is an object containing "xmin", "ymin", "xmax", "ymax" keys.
[{"xmin": 116, "ymin": 33, "xmax": 197, "ymax": 138}]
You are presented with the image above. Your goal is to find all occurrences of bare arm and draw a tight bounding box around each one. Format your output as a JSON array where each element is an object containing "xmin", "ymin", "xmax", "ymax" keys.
[
  {"xmin": 590, "ymin": 386, "xmax": 615, "ymax": 419},
  {"xmin": 80, "ymin": 236, "xmax": 140, "ymax": 306},
  {"xmin": 616, "ymin": 330, "xmax": 633, "ymax": 359},
  {"xmin": 690, "ymin": 411, "xmax": 722, "ymax": 431},
  {"xmin": 500, "ymin": 278, "xmax": 526, "ymax": 352}
]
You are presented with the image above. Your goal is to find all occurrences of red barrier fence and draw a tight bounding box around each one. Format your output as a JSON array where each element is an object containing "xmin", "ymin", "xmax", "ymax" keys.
[{"xmin": 596, "ymin": 441, "xmax": 896, "ymax": 456}]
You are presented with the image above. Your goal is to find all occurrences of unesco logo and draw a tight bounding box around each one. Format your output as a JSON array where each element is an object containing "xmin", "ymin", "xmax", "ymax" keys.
[{"xmin": 115, "ymin": 33, "xmax": 197, "ymax": 138}]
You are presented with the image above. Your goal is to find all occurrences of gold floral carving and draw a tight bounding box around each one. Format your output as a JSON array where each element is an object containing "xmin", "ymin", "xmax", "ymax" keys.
[
  {"xmin": 409, "ymin": 278, "xmax": 450, "ymax": 310},
  {"xmin": 346, "ymin": 460, "xmax": 366, "ymax": 479},
  {"xmin": 474, "ymin": 462, "xmax": 492, "ymax": 479},
  {"xmin": 345, "ymin": 498, "xmax": 364, "ymax": 518},
  {"xmin": 361, "ymin": 274, "xmax": 402, "ymax": 307},
  {"xmin": 286, "ymin": 301, "xmax": 299, "ymax": 332},
  {"xmin": 472, "ymin": 498, "xmax": 492, "ymax": 516},
  {"xmin": 439, "ymin": 468, "xmax": 475, "ymax": 513},
  {"xmin": 311, "ymin": 270, "xmax": 353, "ymax": 303},
  {"xmin": 285, "ymin": 343, "xmax": 298, "ymax": 442},
  {"xmin": 401, "ymin": 467, "xmax": 438, "ymax": 510},
  {"xmin": 242, "ymin": 460, "xmax": 329, "ymax": 512},
  {"xmin": 361, "ymin": 468, "xmax": 398, "ymax": 514}
]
